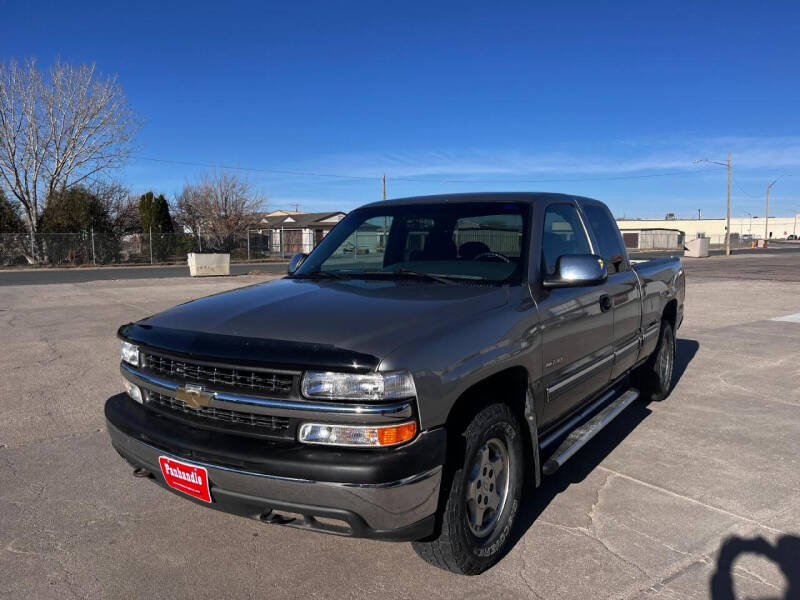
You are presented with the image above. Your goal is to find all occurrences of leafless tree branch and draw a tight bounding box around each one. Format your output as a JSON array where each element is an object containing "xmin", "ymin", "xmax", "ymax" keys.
[
  {"xmin": 0, "ymin": 58, "xmax": 140, "ymax": 257},
  {"xmin": 173, "ymin": 168, "xmax": 266, "ymax": 251}
]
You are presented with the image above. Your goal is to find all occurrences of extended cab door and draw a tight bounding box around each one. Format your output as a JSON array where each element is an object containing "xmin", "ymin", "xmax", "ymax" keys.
[
  {"xmin": 533, "ymin": 201, "xmax": 614, "ymax": 427},
  {"xmin": 580, "ymin": 201, "xmax": 643, "ymax": 378}
]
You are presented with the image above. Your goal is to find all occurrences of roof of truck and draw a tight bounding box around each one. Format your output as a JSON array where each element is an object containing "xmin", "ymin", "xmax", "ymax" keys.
[{"xmin": 361, "ymin": 192, "xmax": 601, "ymax": 208}]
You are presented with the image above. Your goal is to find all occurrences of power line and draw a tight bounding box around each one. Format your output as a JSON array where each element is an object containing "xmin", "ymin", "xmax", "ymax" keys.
[
  {"xmin": 389, "ymin": 167, "xmax": 723, "ymax": 184},
  {"xmin": 131, "ymin": 155, "xmax": 380, "ymax": 181},
  {"xmin": 131, "ymin": 155, "xmax": 725, "ymax": 185},
  {"xmin": 731, "ymin": 175, "xmax": 760, "ymax": 199}
]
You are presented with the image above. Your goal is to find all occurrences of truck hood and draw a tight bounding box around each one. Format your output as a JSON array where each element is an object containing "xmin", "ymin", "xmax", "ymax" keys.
[{"xmin": 133, "ymin": 278, "xmax": 509, "ymax": 367}]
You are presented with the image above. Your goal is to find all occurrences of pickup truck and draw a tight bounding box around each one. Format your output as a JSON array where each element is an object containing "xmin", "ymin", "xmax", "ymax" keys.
[{"xmin": 106, "ymin": 193, "xmax": 684, "ymax": 575}]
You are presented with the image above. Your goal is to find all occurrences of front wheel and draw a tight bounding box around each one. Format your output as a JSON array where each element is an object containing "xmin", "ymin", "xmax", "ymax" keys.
[
  {"xmin": 633, "ymin": 319, "xmax": 676, "ymax": 402},
  {"xmin": 412, "ymin": 403, "xmax": 523, "ymax": 575}
]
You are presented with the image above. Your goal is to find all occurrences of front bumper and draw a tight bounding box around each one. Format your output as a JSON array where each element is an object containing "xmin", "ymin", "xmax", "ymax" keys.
[{"xmin": 105, "ymin": 394, "xmax": 445, "ymax": 541}]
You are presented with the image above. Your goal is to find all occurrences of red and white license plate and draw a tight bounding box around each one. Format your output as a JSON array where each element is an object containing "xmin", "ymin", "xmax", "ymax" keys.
[{"xmin": 158, "ymin": 456, "xmax": 212, "ymax": 503}]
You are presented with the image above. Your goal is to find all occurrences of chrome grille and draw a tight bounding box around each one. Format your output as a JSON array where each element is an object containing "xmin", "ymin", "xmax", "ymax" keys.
[
  {"xmin": 142, "ymin": 352, "xmax": 293, "ymax": 395},
  {"xmin": 147, "ymin": 390, "xmax": 290, "ymax": 432}
]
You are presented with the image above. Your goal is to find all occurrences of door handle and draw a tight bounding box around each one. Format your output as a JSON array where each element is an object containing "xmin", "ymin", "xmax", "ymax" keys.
[{"xmin": 599, "ymin": 294, "xmax": 612, "ymax": 312}]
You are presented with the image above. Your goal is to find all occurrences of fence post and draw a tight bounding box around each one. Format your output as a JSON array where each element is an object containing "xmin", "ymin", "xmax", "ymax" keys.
[
  {"xmin": 149, "ymin": 227, "xmax": 154, "ymax": 264},
  {"xmin": 247, "ymin": 230, "xmax": 250, "ymax": 261},
  {"xmin": 91, "ymin": 228, "xmax": 96, "ymax": 265}
]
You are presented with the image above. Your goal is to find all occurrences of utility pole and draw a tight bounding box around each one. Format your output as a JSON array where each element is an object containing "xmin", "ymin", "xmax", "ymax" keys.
[
  {"xmin": 382, "ymin": 174, "xmax": 386, "ymax": 201},
  {"xmin": 725, "ymin": 153, "xmax": 731, "ymax": 256},
  {"xmin": 149, "ymin": 226, "xmax": 154, "ymax": 264}
]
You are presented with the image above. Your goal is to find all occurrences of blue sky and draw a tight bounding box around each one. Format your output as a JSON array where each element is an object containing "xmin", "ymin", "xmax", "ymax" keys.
[{"xmin": 2, "ymin": 0, "xmax": 800, "ymax": 218}]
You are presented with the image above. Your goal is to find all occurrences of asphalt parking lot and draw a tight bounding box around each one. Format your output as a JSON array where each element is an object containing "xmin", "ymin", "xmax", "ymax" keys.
[{"xmin": 1, "ymin": 255, "xmax": 799, "ymax": 599}]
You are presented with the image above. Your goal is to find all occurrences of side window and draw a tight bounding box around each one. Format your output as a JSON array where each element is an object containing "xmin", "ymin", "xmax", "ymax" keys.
[
  {"xmin": 582, "ymin": 204, "xmax": 627, "ymax": 274},
  {"xmin": 542, "ymin": 204, "xmax": 592, "ymax": 275}
]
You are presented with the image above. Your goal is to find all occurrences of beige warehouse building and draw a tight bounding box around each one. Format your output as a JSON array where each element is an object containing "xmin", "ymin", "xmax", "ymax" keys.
[{"xmin": 617, "ymin": 216, "xmax": 799, "ymax": 242}]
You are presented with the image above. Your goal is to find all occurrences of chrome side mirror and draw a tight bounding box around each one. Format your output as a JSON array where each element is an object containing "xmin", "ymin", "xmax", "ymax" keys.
[
  {"xmin": 288, "ymin": 253, "xmax": 308, "ymax": 275},
  {"xmin": 543, "ymin": 254, "xmax": 607, "ymax": 288}
]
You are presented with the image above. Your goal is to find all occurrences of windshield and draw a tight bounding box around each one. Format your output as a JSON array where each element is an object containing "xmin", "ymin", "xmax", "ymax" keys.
[{"xmin": 295, "ymin": 202, "xmax": 529, "ymax": 284}]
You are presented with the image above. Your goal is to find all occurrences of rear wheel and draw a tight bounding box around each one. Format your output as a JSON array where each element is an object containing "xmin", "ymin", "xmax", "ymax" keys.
[
  {"xmin": 633, "ymin": 319, "xmax": 675, "ymax": 402},
  {"xmin": 412, "ymin": 403, "xmax": 523, "ymax": 575}
]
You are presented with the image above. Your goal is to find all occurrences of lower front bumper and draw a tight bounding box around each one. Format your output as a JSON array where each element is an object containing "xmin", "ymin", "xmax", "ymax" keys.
[{"xmin": 106, "ymin": 396, "xmax": 443, "ymax": 541}]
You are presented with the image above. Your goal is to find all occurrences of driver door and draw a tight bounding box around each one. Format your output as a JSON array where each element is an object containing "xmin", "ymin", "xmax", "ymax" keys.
[{"xmin": 534, "ymin": 202, "xmax": 614, "ymax": 427}]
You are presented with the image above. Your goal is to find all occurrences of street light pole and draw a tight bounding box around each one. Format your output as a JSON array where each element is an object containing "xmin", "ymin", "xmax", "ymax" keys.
[
  {"xmin": 764, "ymin": 174, "xmax": 790, "ymax": 244},
  {"xmin": 693, "ymin": 156, "xmax": 732, "ymax": 255},
  {"xmin": 765, "ymin": 182, "xmax": 772, "ymax": 243},
  {"xmin": 725, "ymin": 153, "xmax": 731, "ymax": 255}
]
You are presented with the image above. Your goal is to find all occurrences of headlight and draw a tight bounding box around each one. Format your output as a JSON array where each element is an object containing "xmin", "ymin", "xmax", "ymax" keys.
[
  {"xmin": 298, "ymin": 422, "xmax": 417, "ymax": 447},
  {"xmin": 120, "ymin": 341, "xmax": 139, "ymax": 366},
  {"xmin": 301, "ymin": 371, "xmax": 416, "ymax": 401}
]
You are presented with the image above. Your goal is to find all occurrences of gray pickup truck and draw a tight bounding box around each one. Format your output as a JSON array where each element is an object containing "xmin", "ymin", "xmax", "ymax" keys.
[{"xmin": 106, "ymin": 193, "xmax": 684, "ymax": 574}]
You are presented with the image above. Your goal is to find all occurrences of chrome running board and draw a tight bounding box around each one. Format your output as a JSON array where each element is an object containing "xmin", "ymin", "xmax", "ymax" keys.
[{"xmin": 541, "ymin": 389, "xmax": 639, "ymax": 475}]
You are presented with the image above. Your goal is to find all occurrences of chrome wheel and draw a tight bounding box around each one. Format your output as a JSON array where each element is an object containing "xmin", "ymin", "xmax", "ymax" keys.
[
  {"xmin": 657, "ymin": 328, "xmax": 674, "ymax": 388},
  {"xmin": 465, "ymin": 437, "xmax": 510, "ymax": 538}
]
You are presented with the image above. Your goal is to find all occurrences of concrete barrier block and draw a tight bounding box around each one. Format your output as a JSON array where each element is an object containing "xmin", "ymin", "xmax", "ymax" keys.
[
  {"xmin": 684, "ymin": 237, "xmax": 710, "ymax": 258},
  {"xmin": 187, "ymin": 253, "xmax": 230, "ymax": 276}
]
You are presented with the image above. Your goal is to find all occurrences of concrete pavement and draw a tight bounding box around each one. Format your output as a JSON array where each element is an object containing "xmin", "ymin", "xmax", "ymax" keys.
[{"xmin": 1, "ymin": 259, "xmax": 799, "ymax": 598}]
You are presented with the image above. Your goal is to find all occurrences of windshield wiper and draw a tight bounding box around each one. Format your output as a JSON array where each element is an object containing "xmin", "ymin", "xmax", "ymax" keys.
[
  {"xmin": 292, "ymin": 270, "xmax": 348, "ymax": 280},
  {"xmin": 330, "ymin": 268, "xmax": 481, "ymax": 285},
  {"xmin": 388, "ymin": 269, "xmax": 458, "ymax": 285}
]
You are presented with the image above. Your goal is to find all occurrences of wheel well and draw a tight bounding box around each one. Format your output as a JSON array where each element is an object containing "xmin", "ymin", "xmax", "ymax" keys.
[
  {"xmin": 663, "ymin": 299, "xmax": 677, "ymax": 328},
  {"xmin": 444, "ymin": 367, "xmax": 534, "ymax": 480}
]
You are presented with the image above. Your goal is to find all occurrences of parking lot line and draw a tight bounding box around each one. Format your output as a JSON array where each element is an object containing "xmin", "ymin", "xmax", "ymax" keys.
[{"xmin": 770, "ymin": 312, "xmax": 800, "ymax": 323}]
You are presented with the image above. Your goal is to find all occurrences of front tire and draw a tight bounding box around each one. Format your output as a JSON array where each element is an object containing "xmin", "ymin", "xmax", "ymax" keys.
[
  {"xmin": 633, "ymin": 319, "xmax": 676, "ymax": 402},
  {"xmin": 412, "ymin": 403, "xmax": 523, "ymax": 575}
]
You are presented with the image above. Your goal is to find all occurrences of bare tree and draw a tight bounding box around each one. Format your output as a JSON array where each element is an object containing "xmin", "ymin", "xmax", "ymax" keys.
[
  {"xmin": 90, "ymin": 179, "xmax": 140, "ymax": 234},
  {"xmin": 0, "ymin": 58, "xmax": 140, "ymax": 260},
  {"xmin": 173, "ymin": 169, "xmax": 265, "ymax": 251},
  {"xmin": 173, "ymin": 182, "xmax": 206, "ymax": 237}
]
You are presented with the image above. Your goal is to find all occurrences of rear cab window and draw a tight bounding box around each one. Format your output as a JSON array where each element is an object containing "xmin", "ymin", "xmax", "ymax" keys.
[
  {"xmin": 541, "ymin": 204, "xmax": 592, "ymax": 275},
  {"xmin": 582, "ymin": 203, "xmax": 629, "ymax": 274}
]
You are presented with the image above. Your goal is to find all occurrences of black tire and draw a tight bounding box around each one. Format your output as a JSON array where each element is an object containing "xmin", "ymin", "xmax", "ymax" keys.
[
  {"xmin": 633, "ymin": 319, "xmax": 676, "ymax": 402},
  {"xmin": 412, "ymin": 403, "xmax": 524, "ymax": 575}
]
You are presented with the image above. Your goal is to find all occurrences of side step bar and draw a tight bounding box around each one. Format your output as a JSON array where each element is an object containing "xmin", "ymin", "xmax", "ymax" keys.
[{"xmin": 541, "ymin": 389, "xmax": 639, "ymax": 475}]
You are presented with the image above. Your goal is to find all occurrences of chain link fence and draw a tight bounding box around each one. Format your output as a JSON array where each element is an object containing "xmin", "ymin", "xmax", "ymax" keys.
[
  {"xmin": 0, "ymin": 229, "xmax": 293, "ymax": 267},
  {"xmin": 623, "ymin": 231, "xmax": 763, "ymax": 253},
  {"xmin": 694, "ymin": 234, "xmax": 761, "ymax": 250}
]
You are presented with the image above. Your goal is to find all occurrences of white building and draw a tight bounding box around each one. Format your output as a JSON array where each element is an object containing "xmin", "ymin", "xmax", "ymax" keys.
[{"xmin": 617, "ymin": 216, "xmax": 799, "ymax": 242}]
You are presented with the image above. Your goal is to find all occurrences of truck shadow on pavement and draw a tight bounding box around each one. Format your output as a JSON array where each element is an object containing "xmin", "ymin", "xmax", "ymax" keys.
[
  {"xmin": 501, "ymin": 338, "xmax": 700, "ymax": 565},
  {"xmin": 710, "ymin": 534, "xmax": 800, "ymax": 600}
]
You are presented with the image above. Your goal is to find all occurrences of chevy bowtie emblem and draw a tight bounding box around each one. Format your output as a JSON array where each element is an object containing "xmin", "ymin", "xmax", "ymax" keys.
[{"xmin": 176, "ymin": 384, "xmax": 214, "ymax": 409}]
